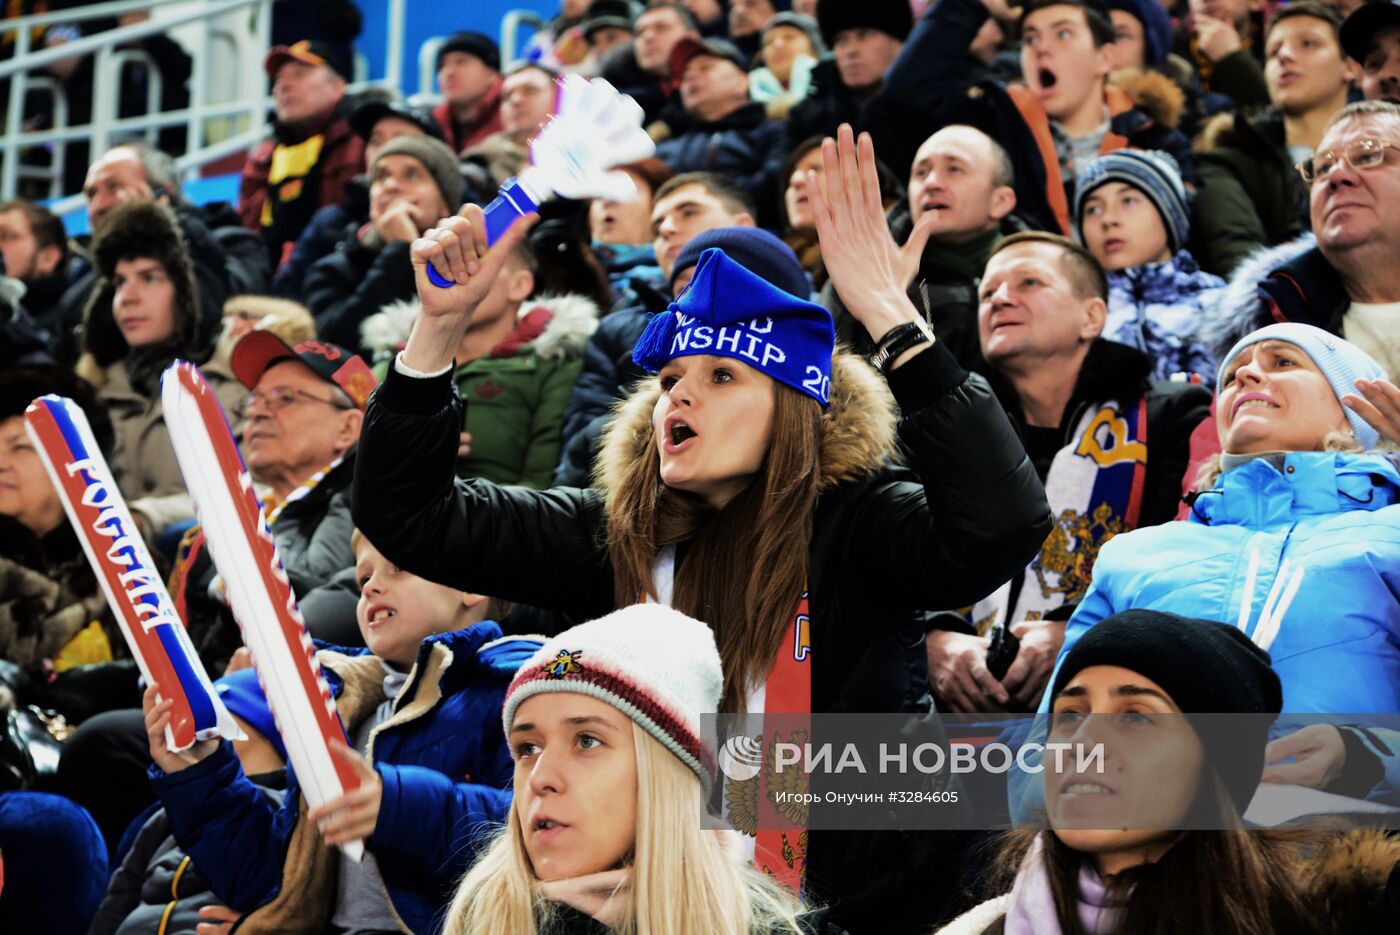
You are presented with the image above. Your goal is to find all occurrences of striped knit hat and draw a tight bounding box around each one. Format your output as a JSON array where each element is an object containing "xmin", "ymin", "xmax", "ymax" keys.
[
  {"xmin": 502, "ymin": 605, "xmax": 723, "ymax": 790},
  {"xmin": 1074, "ymin": 149, "xmax": 1190, "ymax": 254}
]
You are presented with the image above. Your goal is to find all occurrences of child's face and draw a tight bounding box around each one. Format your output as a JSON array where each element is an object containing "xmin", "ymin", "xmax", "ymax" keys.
[
  {"xmin": 354, "ymin": 540, "xmax": 470, "ymax": 669},
  {"xmin": 1079, "ymin": 181, "xmax": 1173, "ymax": 270}
]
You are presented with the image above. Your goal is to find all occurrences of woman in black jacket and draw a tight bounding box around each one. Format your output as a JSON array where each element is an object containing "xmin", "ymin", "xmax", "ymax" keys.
[{"xmin": 353, "ymin": 126, "xmax": 1052, "ymax": 933}]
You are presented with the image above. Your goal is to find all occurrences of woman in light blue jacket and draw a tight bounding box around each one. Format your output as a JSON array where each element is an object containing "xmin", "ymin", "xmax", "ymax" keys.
[{"xmin": 1039, "ymin": 323, "xmax": 1400, "ymax": 802}]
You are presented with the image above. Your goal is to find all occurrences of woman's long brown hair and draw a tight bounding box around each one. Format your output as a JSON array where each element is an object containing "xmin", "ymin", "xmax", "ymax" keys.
[
  {"xmin": 604, "ymin": 382, "xmax": 823, "ymax": 712},
  {"xmin": 983, "ymin": 771, "xmax": 1324, "ymax": 934}
]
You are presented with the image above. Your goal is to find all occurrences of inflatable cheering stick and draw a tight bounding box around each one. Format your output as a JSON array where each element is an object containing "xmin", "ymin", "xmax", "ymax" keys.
[
  {"xmin": 426, "ymin": 73, "xmax": 654, "ymax": 285},
  {"xmin": 162, "ymin": 362, "xmax": 365, "ymax": 861},
  {"xmin": 24, "ymin": 395, "xmax": 238, "ymax": 752}
]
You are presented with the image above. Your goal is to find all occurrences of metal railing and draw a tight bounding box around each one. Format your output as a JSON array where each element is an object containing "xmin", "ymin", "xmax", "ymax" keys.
[
  {"xmin": 0, "ymin": 0, "xmax": 272, "ymax": 201},
  {"xmin": 0, "ymin": 0, "xmax": 410, "ymax": 205}
]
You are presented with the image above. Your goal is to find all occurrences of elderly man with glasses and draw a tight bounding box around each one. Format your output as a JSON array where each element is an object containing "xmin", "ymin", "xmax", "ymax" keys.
[
  {"xmin": 171, "ymin": 333, "xmax": 378, "ymax": 671},
  {"xmin": 1203, "ymin": 101, "xmax": 1400, "ymax": 392}
]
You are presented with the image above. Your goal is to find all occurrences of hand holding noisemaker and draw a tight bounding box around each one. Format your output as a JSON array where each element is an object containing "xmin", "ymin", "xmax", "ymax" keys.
[
  {"xmin": 162, "ymin": 362, "xmax": 365, "ymax": 862},
  {"xmin": 425, "ymin": 74, "xmax": 654, "ymax": 287},
  {"xmin": 23, "ymin": 396, "xmax": 238, "ymax": 752}
]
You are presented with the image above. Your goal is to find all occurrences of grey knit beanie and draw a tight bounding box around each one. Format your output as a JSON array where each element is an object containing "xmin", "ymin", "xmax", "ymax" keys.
[{"xmin": 372, "ymin": 134, "xmax": 465, "ymax": 211}]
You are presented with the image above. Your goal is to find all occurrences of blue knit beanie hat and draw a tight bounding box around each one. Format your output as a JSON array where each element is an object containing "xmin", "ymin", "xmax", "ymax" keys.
[
  {"xmin": 1218, "ymin": 323, "xmax": 1387, "ymax": 450},
  {"xmin": 634, "ymin": 247, "xmax": 836, "ymax": 408},
  {"xmin": 669, "ymin": 226, "xmax": 811, "ymax": 298},
  {"xmin": 1075, "ymin": 149, "xmax": 1190, "ymax": 254}
]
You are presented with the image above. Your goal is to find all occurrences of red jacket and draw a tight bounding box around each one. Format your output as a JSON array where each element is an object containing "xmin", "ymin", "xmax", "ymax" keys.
[
  {"xmin": 433, "ymin": 76, "xmax": 504, "ymax": 155},
  {"xmin": 239, "ymin": 99, "xmax": 366, "ymax": 264}
]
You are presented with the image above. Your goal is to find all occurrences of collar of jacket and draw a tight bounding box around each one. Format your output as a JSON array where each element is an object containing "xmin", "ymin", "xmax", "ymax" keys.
[
  {"xmin": 1111, "ymin": 250, "xmax": 1219, "ymax": 299},
  {"xmin": 433, "ymin": 76, "xmax": 504, "ymax": 150},
  {"xmin": 315, "ymin": 620, "xmax": 516, "ymax": 715},
  {"xmin": 1231, "ymin": 107, "xmax": 1288, "ymax": 157},
  {"xmin": 275, "ymin": 447, "xmax": 355, "ymax": 518},
  {"xmin": 690, "ymin": 100, "xmax": 769, "ymax": 131},
  {"xmin": 1192, "ymin": 450, "xmax": 1400, "ymax": 527},
  {"xmin": 983, "ymin": 338, "xmax": 1154, "ymax": 437},
  {"xmin": 596, "ymin": 350, "xmax": 899, "ymax": 501},
  {"xmin": 1259, "ymin": 243, "xmax": 1351, "ymax": 333}
]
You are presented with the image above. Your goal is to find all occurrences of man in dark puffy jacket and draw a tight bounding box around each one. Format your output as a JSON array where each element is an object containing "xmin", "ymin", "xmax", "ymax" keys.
[
  {"xmin": 652, "ymin": 37, "xmax": 786, "ymax": 223},
  {"xmin": 925, "ymin": 232, "xmax": 1209, "ymax": 714},
  {"xmin": 601, "ymin": 2, "xmax": 700, "ymax": 123}
]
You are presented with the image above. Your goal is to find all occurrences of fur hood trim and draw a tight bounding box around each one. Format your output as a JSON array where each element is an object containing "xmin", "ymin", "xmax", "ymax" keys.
[
  {"xmin": 360, "ymin": 293, "xmax": 599, "ymax": 364},
  {"xmin": 1197, "ymin": 232, "xmax": 1316, "ymax": 358},
  {"xmin": 593, "ymin": 349, "xmax": 899, "ymax": 498},
  {"xmin": 1110, "ymin": 68, "xmax": 1185, "ymax": 131}
]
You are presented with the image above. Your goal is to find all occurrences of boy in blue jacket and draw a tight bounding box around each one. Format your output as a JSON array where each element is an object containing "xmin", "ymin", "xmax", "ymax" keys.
[{"xmin": 142, "ymin": 530, "xmax": 540, "ymax": 935}]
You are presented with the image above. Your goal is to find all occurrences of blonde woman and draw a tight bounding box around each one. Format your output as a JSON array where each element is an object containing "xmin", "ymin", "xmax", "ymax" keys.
[{"xmin": 444, "ymin": 604, "xmax": 842, "ymax": 935}]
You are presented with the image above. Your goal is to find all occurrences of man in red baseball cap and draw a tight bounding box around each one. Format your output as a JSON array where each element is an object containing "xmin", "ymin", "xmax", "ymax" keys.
[
  {"xmin": 239, "ymin": 40, "xmax": 366, "ymax": 272},
  {"xmin": 167, "ymin": 332, "xmax": 380, "ymax": 670}
]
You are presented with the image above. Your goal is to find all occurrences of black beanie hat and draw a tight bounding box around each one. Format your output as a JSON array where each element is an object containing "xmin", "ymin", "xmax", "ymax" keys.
[
  {"xmin": 437, "ymin": 32, "xmax": 501, "ymax": 73},
  {"xmin": 1050, "ymin": 609, "xmax": 1283, "ymax": 812},
  {"xmin": 816, "ymin": 0, "xmax": 914, "ymax": 47}
]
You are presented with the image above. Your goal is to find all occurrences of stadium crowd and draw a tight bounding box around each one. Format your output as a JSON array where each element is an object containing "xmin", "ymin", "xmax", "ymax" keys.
[{"xmin": 2, "ymin": 0, "xmax": 1400, "ymax": 932}]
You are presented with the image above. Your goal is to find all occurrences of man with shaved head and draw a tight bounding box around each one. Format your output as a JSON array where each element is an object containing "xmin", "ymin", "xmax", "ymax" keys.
[{"xmin": 826, "ymin": 124, "xmax": 1021, "ymax": 369}]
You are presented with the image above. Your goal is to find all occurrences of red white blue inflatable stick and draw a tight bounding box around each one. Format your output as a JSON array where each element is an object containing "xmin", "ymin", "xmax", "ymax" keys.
[
  {"xmin": 426, "ymin": 74, "xmax": 654, "ymax": 287},
  {"xmin": 24, "ymin": 395, "xmax": 237, "ymax": 752},
  {"xmin": 162, "ymin": 361, "xmax": 365, "ymax": 861}
]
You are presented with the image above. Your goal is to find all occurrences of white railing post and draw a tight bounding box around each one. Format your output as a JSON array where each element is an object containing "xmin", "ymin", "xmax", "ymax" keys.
[
  {"xmin": 386, "ymin": 0, "xmax": 406, "ymax": 92},
  {"xmin": 186, "ymin": 15, "xmax": 209, "ymax": 169},
  {"xmin": 91, "ymin": 44, "xmax": 117, "ymax": 163},
  {"xmin": 3, "ymin": 27, "xmax": 31, "ymax": 199}
]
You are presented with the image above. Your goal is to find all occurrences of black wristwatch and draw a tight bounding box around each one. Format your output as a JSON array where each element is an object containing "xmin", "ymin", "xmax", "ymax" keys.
[{"xmin": 868, "ymin": 320, "xmax": 934, "ymax": 373}]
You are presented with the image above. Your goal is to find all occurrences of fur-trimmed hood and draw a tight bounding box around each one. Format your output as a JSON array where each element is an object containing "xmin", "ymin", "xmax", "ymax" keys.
[
  {"xmin": 937, "ymin": 829, "xmax": 1400, "ymax": 934},
  {"xmin": 1197, "ymin": 232, "xmax": 1318, "ymax": 359},
  {"xmin": 1109, "ymin": 67, "xmax": 1186, "ymax": 131},
  {"xmin": 359, "ymin": 293, "xmax": 600, "ymax": 366},
  {"xmin": 593, "ymin": 349, "xmax": 899, "ymax": 499}
]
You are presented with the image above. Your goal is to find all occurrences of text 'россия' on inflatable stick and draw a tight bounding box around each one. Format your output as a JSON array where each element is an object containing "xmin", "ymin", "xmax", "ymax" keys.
[
  {"xmin": 425, "ymin": 74, "xmax": 654, "ymax": 287},
  {"xmin": 162, "ymin": 361, "xmax": 366, "ymax": 862},
  {"xmin": 24, "ymin": 395, "xmax": 239, "ymax": 752}
]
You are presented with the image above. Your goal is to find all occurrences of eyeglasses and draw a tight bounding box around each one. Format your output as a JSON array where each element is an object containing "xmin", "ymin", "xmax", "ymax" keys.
[
  {"xmin": 1296, "ymin": 138, "xmax": 1397, "ymax": 185},
  {"xmin": 236, "ymin": 387, "xmax": 353, "ymax": 418}
]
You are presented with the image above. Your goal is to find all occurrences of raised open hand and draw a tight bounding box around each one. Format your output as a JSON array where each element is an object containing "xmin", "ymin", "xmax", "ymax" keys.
[
  {"xmin": 808, "ymin": 125, "xmax": 935, "ymax": 344},
  {"xmin": 1343, "ymin": 377, "xmax": 1400, "ymax": 447}
]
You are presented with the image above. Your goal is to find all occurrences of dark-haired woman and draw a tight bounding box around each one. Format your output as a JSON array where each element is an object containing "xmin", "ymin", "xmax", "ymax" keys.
[{"xmin": 940, "ymin": 610, "xmax": 1400, "ymax": 935}]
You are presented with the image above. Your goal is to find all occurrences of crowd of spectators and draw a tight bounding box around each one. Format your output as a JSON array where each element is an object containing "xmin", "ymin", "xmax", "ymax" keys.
[{"xmin": 3, "ymin": 0, "xmax": 1400, "ymax": 932}]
